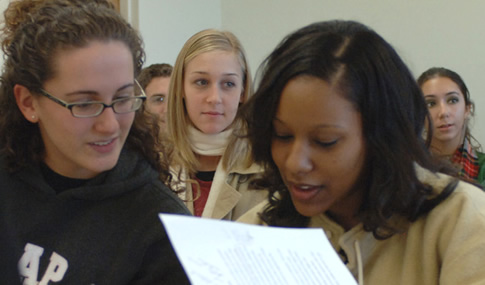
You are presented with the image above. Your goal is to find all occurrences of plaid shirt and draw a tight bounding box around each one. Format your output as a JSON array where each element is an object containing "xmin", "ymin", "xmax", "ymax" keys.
[{"xmin": 451, "ymin": 137, "xmax": 479, "ymax": 181}]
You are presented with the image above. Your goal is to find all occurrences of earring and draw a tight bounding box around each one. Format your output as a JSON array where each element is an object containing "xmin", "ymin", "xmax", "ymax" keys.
[{"xmin": 31, "ymin": 115, "xmax": 35, "ymax": 119}]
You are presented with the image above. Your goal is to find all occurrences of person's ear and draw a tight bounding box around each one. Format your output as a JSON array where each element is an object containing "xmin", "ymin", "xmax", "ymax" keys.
[
  {"xmin": 14, "ymin": 84, "xmax": 38, "ymax": 123},
  {"xmin": 465, "ymin": 104, "xmax": 472, "ymax": 120},
  {"xmin": 239, "ymin": 89, "xmax": 245, "ymax": 104}
]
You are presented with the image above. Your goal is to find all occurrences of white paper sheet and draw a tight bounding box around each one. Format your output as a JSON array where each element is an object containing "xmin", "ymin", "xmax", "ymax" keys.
[{"xmin": 159, "ymin": 214, "xmax": 357, "ymax": 285}]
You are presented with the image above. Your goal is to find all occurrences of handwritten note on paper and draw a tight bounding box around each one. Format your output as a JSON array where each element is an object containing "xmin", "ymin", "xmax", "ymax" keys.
[{"xmin": 159, "ymin": 214, "xmax": 357, "ymax": 285}]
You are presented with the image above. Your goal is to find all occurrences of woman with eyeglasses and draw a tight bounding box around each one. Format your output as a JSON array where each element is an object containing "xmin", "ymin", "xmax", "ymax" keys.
[{"xmin": 0, "ymin": 0, "xmax": 190, "ymax": 283}]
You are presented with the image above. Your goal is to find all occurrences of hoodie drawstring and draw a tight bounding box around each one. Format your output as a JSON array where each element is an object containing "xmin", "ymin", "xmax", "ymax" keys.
[{"xmin": 354, "ymin": 240, "xmax": 364, "ymax": 285}]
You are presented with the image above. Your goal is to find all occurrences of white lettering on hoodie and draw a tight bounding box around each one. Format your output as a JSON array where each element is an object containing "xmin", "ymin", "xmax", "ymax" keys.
[{"xmin": 18, "ymin": 243, "xmax": 68, "ymax": 285}]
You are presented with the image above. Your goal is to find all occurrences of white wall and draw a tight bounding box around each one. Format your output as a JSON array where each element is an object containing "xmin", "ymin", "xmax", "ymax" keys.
[
  {"xmin": 135, "ymin": 0, "xmax": 221, "ymax": 66},
  {"xmin": 1, "ymin": 1, "xmax": 482, "ymax": 144},
  {"xmin": 218, "ymin": 0, "xmax": 485, "ymax": 146}
]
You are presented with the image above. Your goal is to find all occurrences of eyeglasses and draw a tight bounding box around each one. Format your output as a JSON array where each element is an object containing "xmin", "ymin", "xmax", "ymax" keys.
[{"xmin": 38, "ymin": 80, "xmax": 147, "ymax": 118}]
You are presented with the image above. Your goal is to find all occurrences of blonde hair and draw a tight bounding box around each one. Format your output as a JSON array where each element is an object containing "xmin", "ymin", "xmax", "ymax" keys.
[{"xmin": 166, "ymin": 29, "xmax": 253, "ymax": 176}]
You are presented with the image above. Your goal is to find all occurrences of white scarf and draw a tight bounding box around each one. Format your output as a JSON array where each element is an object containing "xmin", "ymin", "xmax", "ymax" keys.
[{"xmin": 188, "ymin": 125, "xmax": 232, "ymax": 156}]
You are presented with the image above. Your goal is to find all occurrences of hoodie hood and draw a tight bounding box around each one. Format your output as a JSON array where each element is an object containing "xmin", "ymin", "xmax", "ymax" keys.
[{"xmin": 16, "ymin": 148, "xmax": 159, "ymax": 201}]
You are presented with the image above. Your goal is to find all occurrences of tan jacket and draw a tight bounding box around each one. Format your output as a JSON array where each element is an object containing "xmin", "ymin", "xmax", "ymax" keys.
[
  {"xmin": 173, "ymin": 161, "xmax": 267, "ymax": 221},
  {"xmin": 238, "ymin": 167, "xmax": 485, "ymax": 284}
]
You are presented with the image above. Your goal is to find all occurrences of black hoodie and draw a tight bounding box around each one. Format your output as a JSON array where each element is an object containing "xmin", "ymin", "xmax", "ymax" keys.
[{"xmin": 0, "ymin": 149, "xmax": 191, "ymax": 284}]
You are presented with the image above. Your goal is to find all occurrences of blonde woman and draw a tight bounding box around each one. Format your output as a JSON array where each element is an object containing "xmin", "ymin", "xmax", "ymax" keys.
[{"xmin": 166, "ymin": 29, "xmax": 267, "ymax": 220}]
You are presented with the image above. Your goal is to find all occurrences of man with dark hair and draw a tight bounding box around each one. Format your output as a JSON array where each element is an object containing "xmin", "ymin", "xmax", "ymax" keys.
[{"xmin": 137, "ymin": 63, "xmax": 173, "ymax": 131}]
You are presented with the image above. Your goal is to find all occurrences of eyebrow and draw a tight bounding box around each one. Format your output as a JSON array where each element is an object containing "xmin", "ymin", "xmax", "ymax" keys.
[
  {"xmin": 64, "ymin": 83, "xmax": 134, "ymax": 97},
  {"xmin": 273, "ymin": 117, "xmax": 341, "ymax": 129},
  {"xmin": 189, "ymin": 71, "xmax": 240, "ymax": 77},
  {"xmin": 445, "ymin": 91, "xmax": 460, "ymax": 96},
  {"xmin": 425, "ymin": 91, "xmax": 460, "ymax": 96}
]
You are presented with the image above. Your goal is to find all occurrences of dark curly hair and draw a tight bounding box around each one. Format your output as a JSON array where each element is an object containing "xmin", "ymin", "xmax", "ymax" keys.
[
  {"xmin": 0, "ymin": 0, "xmax": 171, "ymax": 181},
  {"xmin": 242, "ymin": 20, "xmax": 458, "ymax": 239}
]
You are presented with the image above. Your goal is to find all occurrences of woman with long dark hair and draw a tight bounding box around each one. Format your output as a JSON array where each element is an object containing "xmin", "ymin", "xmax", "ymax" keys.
[{"xmin": 238, "ymin": 20, "xmax": 485, "ymax": 284}]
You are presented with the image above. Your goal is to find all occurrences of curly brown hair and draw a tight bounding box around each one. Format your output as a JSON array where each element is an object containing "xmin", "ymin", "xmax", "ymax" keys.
[
  {"xmin": 0, "ymin": 0, "xmax": 171, "ymax": 181},
  {"xmin": 137, "ymin": 63, "xmax": 173, "ymax": 90}
]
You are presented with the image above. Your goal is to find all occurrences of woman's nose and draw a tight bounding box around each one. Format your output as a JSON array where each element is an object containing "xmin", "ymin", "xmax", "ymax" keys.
[
  {"xmin": 206, "ymin": 85, "xmax": 222, "ymax": 104},
  {"xmin": 93, "ymin": 107, "xmax": 120, "ymax": 133},
  {"xmin": 285, "ymin": 140, "xmax": 313, "ymax": 175},
  {"xmin": 438, "ymin": 102, "xmax": 450, "ymax": 118}
]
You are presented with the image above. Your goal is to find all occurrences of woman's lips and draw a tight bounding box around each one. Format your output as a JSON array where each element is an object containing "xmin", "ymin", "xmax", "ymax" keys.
[
  {"xmin": 437, "ymin": 123, "xmax": 453, "ymax": 131},
  {"xmin": 89, "ymin": 138, "xmax": 117, "ymax": 153},
  {"xmin": 288, "ymin": 183, "xmax": 322, "ymax": 201},
  {"xmin": 203, "ymin": 111, "xmax": 222, "ymax": 116}
]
